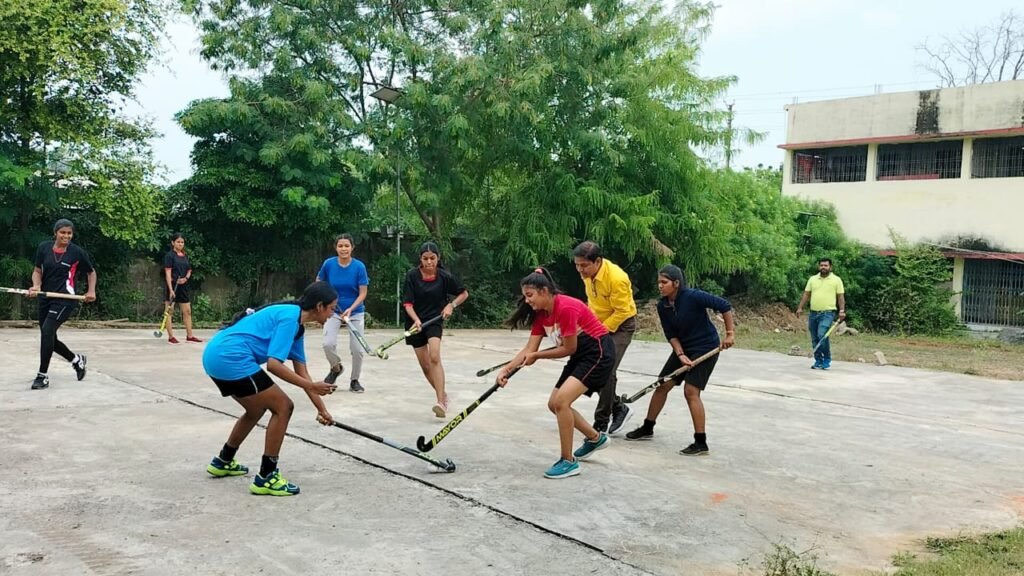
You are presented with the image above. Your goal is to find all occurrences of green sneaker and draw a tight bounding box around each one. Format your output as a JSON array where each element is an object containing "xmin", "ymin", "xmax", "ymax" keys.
[
  {"xmin": 207, "ymin": 456, "xmax": 248, "ymax": 477},
  {"xmin": 249, "ymin": 469, "xmax": 300, "ymax": 496}
]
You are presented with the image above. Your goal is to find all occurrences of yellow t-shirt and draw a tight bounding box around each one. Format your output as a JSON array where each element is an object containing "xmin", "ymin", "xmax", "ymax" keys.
[
  {"xmin": 583, "ymin": 259, "xmax": 637, "ymax": 332},
  {"xmin": 805, "ymin": 274, "xmax": 844, "ymax": 312}
]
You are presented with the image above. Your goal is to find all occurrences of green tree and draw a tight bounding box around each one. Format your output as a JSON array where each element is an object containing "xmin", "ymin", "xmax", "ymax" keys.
[
  {"xmin": 172, "ymin": 73, "xmax": 372, "ymax": 300},
  {"xmin": 183, "ymin": 0, "xmax": 742, "ymax": 274}
]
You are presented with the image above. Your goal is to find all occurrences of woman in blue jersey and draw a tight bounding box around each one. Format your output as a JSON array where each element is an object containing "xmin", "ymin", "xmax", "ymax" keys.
[
  {"xmin": 202, "ymin": 281, "xmax": 339, "ymax": 496},
  {"xmin": 316, "ymin": 233, "xmax": 370, "ymax": 393}
]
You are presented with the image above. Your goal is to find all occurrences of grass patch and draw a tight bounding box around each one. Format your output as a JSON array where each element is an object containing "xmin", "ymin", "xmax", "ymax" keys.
[
  {"xmin": 638, "ymin": 327, "xmax": 1024, "ymax": 381},
  {"xmin": 885, "ymin": 528, "xmax": 1024, "ymax": 576}
]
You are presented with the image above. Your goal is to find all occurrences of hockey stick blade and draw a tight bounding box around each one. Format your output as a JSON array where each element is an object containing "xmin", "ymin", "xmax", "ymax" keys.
[
  {"xmin": 474, "ymin": 346, "xmax": 556, "ymax": 377},
  {"xmin": 331, "ymin": 421, "xmax": 456, "ymax": 472},
  {"xmin": 620, "ymin": 348, "xmax": 721, "ymax": 404},
  {"xmin": 416, "ymin": 383, "xmax": 501, "ymax": 452}
]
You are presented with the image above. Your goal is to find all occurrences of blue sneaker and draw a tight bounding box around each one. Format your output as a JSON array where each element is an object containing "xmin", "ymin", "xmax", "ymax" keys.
[
  {"xmin": 207, "ymin": 456, "xmax": 248, "ymax": 477},
  {"xmin": 810, "ymin": 361, "xmax": 822, "ymax": 369},
  {"xmin": 543, "ymin": 458, "xmax": 580, "ymax": 479},
  {"xmin": 249, "ymin": 469, "xmax": 300, "ymax": 496},
  {"xmin": 573, "ymin": 432, "xmax": 609, "ymax": 460},
  {"xmin": 821, "ymin": 360, "xmax": 831, "ymax": 370}
]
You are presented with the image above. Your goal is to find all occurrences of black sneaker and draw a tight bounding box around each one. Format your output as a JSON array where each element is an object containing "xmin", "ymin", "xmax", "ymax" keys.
[
  {"xmin": 608, "ymin": 404, "xmax": 634, "ymax": 435},
  {"xmin": 324, "ymin": 365, "xmax": 344, "ymax": 385},
  {"xmin": 72, "ymin": 354, "xmax": 87, "ymax": 381},
  {"xmin": 350, "ymin": 380, "xmax": 364, "ymax": 393},
  {"xmin": 679, "ymin": 443, "xmax": 709, "ymax": 456},
  {"xmin": 31, "ymin": 374, "xmax": 50, "ymax": 390},
  {"xmin": 591, "ymin": 421, "xmax": 608, "ymax": 434},
  {"xmin": 625, "ymin": 426, "xmax": 654, "ymax": 441}
]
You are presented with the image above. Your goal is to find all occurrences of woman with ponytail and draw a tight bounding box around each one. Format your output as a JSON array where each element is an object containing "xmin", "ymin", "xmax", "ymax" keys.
[
  {"xmin": 496, "ymin": 267, "xmax": 615, "ymax": 479},
  {"xmin": 624, "ymin": 265, "xmax": 735, "ymax": 457},
  {"xmin": 201, "ymin": 281, "xmax": 339, "ymax": 496}
]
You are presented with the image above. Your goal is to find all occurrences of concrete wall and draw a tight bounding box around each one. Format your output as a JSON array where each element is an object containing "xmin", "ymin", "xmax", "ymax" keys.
[
  {"xmin": 782, "ymin": 148, "xmax": 1024, "ymax": 249},
  {"xmin": 784, "ymin": 80, "xmax": 1024, "ymax": 145}
]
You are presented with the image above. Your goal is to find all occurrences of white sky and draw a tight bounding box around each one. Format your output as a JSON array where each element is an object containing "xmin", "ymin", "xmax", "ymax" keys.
[{"xmin": 133, "ymin": 1, "xmax": 1022, "ymax": 183}]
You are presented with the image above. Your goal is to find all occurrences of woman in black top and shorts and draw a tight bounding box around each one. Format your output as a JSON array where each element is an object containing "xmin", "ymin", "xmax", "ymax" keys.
[
  {"xmin": 402, "ymin": 242, "xmax": 469, "ymax": 418},
  {"xmin": 163, "ymin": 233, "xmax": 202, "ymax": 344}
]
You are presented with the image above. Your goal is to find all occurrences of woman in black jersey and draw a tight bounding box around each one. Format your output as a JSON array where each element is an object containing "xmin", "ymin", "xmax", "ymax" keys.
[
  {"xmin": 402, "ymin": 242, "xmax": 469, "ymax": 418},
  {"xmin": 163, "ymin": 233, "xmax": 202, "ymax": 344},
  {"xmin": 27, "ymin": 219, "xmax": 96, "ymax": 390}
]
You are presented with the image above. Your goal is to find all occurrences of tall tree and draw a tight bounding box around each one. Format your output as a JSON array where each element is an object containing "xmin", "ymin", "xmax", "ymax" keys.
[{"xmin": 0, "ymin": 0, "xmax": 166, "ymax": 253}]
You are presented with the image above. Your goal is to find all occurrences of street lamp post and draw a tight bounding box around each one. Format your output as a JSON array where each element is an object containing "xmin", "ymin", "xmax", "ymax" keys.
[{"xmin": 370, "ymin": 85, "xmax": 403, "ymax": 327}]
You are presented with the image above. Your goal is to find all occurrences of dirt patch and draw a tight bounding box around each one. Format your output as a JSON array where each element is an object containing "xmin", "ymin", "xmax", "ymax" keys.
[{"xmin": 636, "ymin": 297, "xmax": 802, "ymax": 335}]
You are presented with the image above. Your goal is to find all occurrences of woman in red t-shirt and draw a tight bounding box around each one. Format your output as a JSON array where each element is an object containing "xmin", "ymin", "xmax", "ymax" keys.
[{"xmin": 497, "ymin": 267, "xmax": 615, "ymax": 479}]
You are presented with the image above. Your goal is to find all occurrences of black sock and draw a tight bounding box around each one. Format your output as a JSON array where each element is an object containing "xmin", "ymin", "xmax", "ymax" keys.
[
  {"xmin": 643, "ymin": 419, "xmax": 657, "ymax": 430},
  {"xmin": 218, "ymin": 443, "xmax": 238, "ymax": 462},
  {"xmin": 260, "ymin": 455, "xmax": 278, "ymax": 477},
  {"xmin": 694, "ymin": 432, "xmax": 707, "ymax": 446}
]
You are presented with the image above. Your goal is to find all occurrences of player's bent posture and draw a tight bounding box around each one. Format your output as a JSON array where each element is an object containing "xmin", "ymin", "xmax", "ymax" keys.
[
  {"xmin": 27, "ymin": 218, "xmax": 96, "ymax": 390},
  {"xmin": 625, "ymin": 265, "xmax": 735, "ymax": 456},
  {"xmin": 497, "ymin": 268, "xmax": 615, "ymax": 479},
  {"xmin": 203, "ymin": 281, "xmax": 339, "ymax": 496}
]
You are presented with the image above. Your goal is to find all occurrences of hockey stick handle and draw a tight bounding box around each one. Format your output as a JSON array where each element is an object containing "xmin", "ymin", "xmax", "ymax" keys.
[
  {"xmin": 330, "ymin": 421, "xmax": 456, "ymax": 472},
  {"xmin": 374, "ymin": 313, "xmax": 445, "ymax": 357},
  {"xmin": 1, "ymin": 287, "xmax": 86, "ymax": 301},
  {"xmin": 623, "ymin": 347, "xmax": 721, "ymax": 404},
  {"xmin": 474, "ymin": 346, "xmax": 557, "ymax": 377}
]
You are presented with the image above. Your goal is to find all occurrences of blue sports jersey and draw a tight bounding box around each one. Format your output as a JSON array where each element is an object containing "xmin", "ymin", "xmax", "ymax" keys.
[
  {"xmin": 317, "ymin": 257, "xmax": 369, "ymax": 314},
  {"xmin": 203, "ymin": 304, "xmax": 308, "ymax": 380}
]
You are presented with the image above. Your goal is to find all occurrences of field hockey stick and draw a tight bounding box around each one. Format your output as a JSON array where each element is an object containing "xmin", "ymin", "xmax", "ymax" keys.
[
  {"xmin": 0, "ymin": 287, "xmax": 86, "ymax": 301},
  {"xmin": 620, "ymin": 348, "xmax": 721, "ymax": 404},
  {"xmin": 373, "ymin": 313, "xmax": 444, "ymax": 358},
  {"xmin": 339, "ymin": 316, "xmax": 385, "ymax": 359},
  {"xmin": 330, "ymin": 420, "xmax": 456, "ymax": 472},
  {"xmin": 154, "ymin": 286, "xmax": 177, "ymax": 337},
  {"xmin": 474, "ymin": 346, "xmax": 557, "ymax": 377},
  {"xmin": 810, "ymin": 320, "xmax": 841, "ymax": 357},
  {"xmin": 417, "ymin": 363, "xmax": 527, "ymax": 451}
]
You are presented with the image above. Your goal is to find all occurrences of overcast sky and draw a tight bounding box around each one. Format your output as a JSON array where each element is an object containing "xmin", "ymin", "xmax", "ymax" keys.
[{"xmin": 132, "ymin": 0, "xmax": 1022, "ymax": 183}]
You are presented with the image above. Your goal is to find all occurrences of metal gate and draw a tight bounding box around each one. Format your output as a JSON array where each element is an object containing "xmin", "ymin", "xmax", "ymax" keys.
[{"xmin": 961, "ymin": 259, "xmax": 1024, "ymax": 326}]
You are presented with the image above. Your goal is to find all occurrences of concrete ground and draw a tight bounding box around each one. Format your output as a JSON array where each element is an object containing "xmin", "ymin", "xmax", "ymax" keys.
[{"xmin": 1, "ymin": 327, "xmax": 1022, "ymax": 576}]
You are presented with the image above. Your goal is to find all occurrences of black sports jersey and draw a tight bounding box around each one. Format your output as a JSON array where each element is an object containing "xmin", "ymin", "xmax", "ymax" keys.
[
  {"xmin": 402, "ymin": 267, "xmax": 465, "ymax": 323},
  {"xmin": 34, "ymin": 242, "xmax": 94, "ymax": 295},
  {"xmin": 163, "ymin": 250, "xmax": 191, "ymax": 282}
]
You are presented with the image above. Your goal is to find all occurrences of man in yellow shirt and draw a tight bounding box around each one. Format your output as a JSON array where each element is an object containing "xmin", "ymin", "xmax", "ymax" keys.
[
  {"xmin": 795, "ymin": 258, "xmax": 846, "ymax": 370},
  {"xmin": 573, "ymin": 241, "xmax": 636, "ymax": 435}
]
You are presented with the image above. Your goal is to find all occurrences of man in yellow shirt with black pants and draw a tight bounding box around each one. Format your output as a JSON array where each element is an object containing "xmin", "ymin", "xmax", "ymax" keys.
[
  {"xmin": 573, "ymin": 241, "xmax": 635, "ymax": 435},
  {"xmin": 796, "ymin": 257, "xmax": 846, "ymax": 370}
]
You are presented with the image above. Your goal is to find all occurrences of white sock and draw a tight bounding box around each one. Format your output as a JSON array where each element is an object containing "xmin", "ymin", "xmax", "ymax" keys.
[{"xmin": 72, "ymin": 354, "xmax": 81, "ymax": 365}]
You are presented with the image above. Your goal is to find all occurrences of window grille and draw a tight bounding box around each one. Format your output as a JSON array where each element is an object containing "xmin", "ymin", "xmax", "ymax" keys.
[
  {"xmin": 961, "ymin": 259, "xmax": 1024, "ymax": 327},
  {"xmin": 971, "ymin": 136, "xmax": 1024, "ymax": 179},
  {"xmin": 877, "ymin": 141, "xmax": 962, "ymax": 180},
  {"xmin": 792, "ymin": 146, "xmax": 867, "ymax": 183}
]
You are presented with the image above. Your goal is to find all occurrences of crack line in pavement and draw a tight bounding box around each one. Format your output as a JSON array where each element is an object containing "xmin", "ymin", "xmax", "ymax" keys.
[
  {"xmin": 102, "ymin": 372, "xmax": 656, "ymax": 576},
  {"xmin": 454, "ymin": 341, "xmax": 1024, "ymax": 438}
]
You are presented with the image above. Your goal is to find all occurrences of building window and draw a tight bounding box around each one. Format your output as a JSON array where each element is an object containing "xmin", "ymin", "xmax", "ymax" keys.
[
  {"xmin": 962, "ymin": 259, "xmax": 1024, "ymax": 327},
  {"xmin": 792, "ymin": 146, "xmax": 867, "ymax": 183},
  {"xmin": 971, "ymin": 136, "xmax": 1024, "ymax": 178},
  {"xmin": 877, "ymin": 141, "xmax": 962, "ymax": 180}
]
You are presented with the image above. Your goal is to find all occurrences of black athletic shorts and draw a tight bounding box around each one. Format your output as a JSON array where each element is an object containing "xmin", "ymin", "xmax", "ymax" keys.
[
  {"xmin": 555, "ymin": 333, "xmax": 615, "ymax": 397},
  {"xmin": 405, "ymin": 322, "xmax": 443, "ymax": 348},
  {"xmin": 211, "ymin": 370, "xmax": 275, "ymax": 398},
  {"xmin": 165, "ymin": 283, "xmax": 191, "ymax": 304},
  {"xmin": 659, "ymin": 351, "xmax": 719, "ymax": 391},
  {"xmin": 37, "ymin": 297, "xmax": 77, "ymax": 325}
]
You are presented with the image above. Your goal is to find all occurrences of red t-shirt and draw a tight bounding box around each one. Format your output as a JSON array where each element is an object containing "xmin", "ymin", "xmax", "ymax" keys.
[{"xmin": 530, "ymin": 294, "xmax": 609, "ymax": 345}]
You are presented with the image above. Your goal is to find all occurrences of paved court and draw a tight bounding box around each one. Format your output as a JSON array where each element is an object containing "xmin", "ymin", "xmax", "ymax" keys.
[{"xmin": 1, "ymin": 327, "xmax": 1022, "ymax": 575}]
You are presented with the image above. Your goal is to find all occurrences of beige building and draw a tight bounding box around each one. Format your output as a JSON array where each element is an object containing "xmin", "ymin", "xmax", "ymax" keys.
[{"xmin": 780, "ymin": 80, "xmax": 1024, "ymax": 327}]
